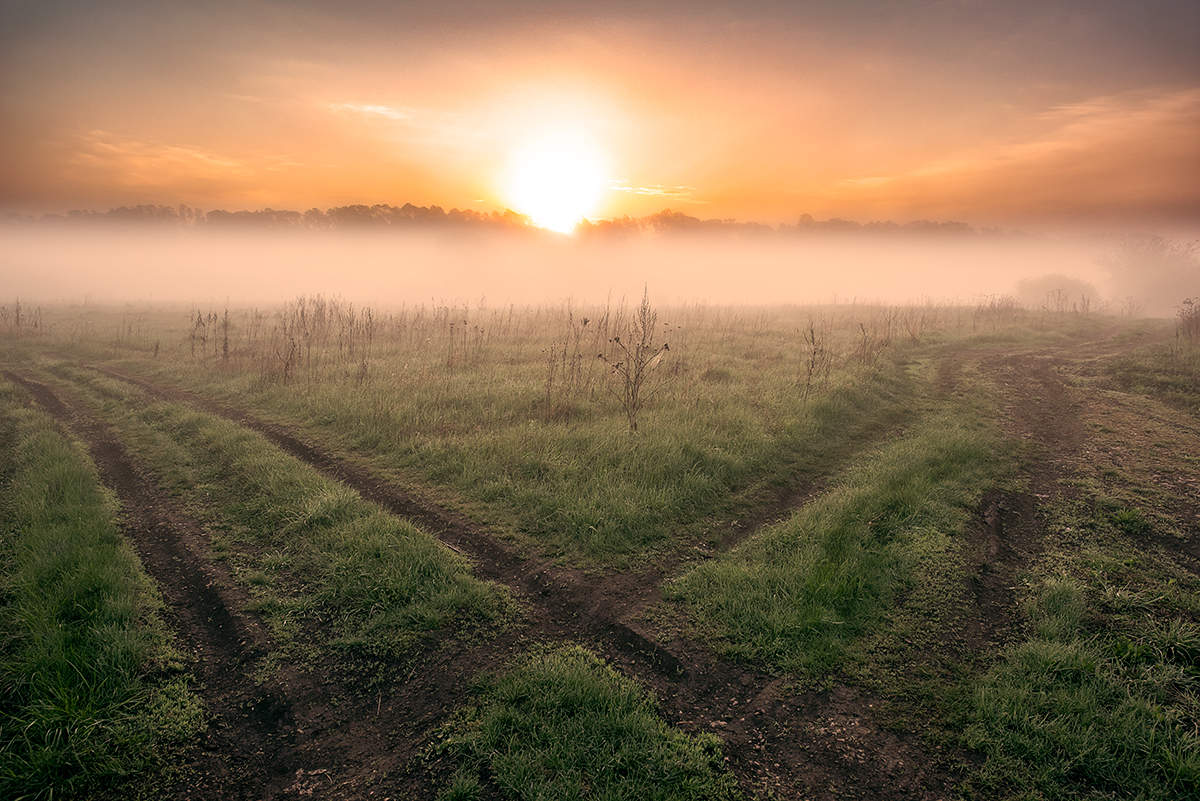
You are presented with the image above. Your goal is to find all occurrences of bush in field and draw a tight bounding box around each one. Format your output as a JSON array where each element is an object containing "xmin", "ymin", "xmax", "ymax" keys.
[
  {"xmin": 1016, "ymin": 274, "xmax": 1099, "ymax": 314},
  {"xmin": 1179, "ymin": 298, "xmax": 1199, "ymax": 342},
  {"xmin": 600, "ymin": 289, "xmax": 669, "ymax": 432}
]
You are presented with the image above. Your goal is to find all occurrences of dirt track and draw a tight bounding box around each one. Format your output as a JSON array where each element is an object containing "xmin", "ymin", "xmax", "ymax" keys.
[
  {"xmin": 5, "ymin": 371, "xmax": 306, "ymax": 798},
  {"xmin": 961, "ymin": 353, "xmax": 1086, "ymax": 649},
  {"xmin": 68, "ymin": 364, "xmax": 957, "ymax": 799},
  {"xmin": 14, "ymin": 345, "xmax": 1108, "ymax": 800},
  {"xmin": 5, "ymin": 371, "xmax": 532, "ymax": 799}
]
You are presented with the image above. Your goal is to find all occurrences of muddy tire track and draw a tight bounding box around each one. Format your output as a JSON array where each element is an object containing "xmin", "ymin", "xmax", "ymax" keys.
[
  {"xmin": 5, "ymin": 370, "xmax": 299, "ymax": 798},
  {"xmin": 962, "ymin": 353, "xmax": 1087, "ymax": 648},
  {"xmin": 5, "ymin": 369, "xmax": 538, "ymax": 800},
  {"xmin": 82, "ymin": 365, "xmax": 694, "ymax": 676},
  {"xmin": 83, "ymin": 364, "xmax": 953, "ymax": 800}
]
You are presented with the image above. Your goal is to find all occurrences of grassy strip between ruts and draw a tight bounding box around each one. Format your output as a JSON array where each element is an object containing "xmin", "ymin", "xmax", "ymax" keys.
[
  {"xmin": 1098, "ymin": 340, "xmax": 1200, "ymax": 416},
  {"xmin": 435, "ymin": 644, "xmax": 741, "ymax": 801},
  {"xmin": 0, "ymin": 379, "xmax": 202, "ymax": 800},
  {"xmin": 965, "ymin": 509, "xmax": 1200, "ymax": 799},
  {"xmin": 667, "ymin": 411, "xmax": 1007, "ymax": 679},
  {"xmin": 102, "ymin": 350, "xmax": 920, "ymax": 566},
  {"xmin": 46, "ymin": 364, "xmax": 513, "ymax": 683}
]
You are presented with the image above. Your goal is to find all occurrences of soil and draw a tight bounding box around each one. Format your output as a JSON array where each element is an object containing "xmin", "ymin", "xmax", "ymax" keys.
[
  {"xmin": 959, "ymin": 353, "xmax": 1086, "ymax": 650},
  {"xmin": 5, "ymin": 371, "xmax": 522, "ymax": 800},
  {"xmin": 80, "ymin": 364, "xmax": 953, "ymax": 799},
  {"xmin": 14, "ymin": 341, "xmax": 1135, "ymax": 799}
]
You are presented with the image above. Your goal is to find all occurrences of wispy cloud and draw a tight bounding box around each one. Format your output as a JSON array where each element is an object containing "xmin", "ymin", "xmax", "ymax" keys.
[
  {"xmin": 846, "ymin": 88, "xmax": 1200, "ymax": 186},
  {"xmin": 832, "ymin": 87, "xmax": 1200, "ymax": 220},
  {"xmin": 325, "ymin": 101, "xmax": 486, "ymax": 152},
  {"xmin": 610, "ymin": 182, "xmax": 699, "ymax": 199},
  {"xmin": 329, "ymin": 102, "xmax": 412, "ymax": 121},
  {"xmin": 838, "ymin": 176, "xmax": 891, "ymax": 188},
  {"xmin": 67, "ymin": 130, "xmax": 250, "ymax": 186}
]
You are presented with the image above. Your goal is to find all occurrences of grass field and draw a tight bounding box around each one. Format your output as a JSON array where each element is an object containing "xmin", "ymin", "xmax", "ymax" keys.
[
  {"xmin": 0, "ymin": 378, "xmax": 202, "ymax": 800},
  {"xmin": 2, "ymin": 298, "xmax": 1197, "ymax": 800}
]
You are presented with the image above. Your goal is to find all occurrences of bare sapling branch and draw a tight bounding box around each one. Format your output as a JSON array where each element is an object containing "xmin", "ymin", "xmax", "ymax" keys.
[{"xmin": 599, "ymin": 288, "xmax": 670, "ymax": 432}]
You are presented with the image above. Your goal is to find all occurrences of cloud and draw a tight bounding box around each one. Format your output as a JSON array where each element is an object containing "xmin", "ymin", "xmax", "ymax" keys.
[
  {"xmin": 67, "ymin": 130, "xmax": 251, "ymax": 186},
  {"xmin": 325, "ymin": 101, "xmax": 486, "ymax": 153},
  {"xmin": 53, "ymin": 130, "xmax": 311, "ymax": 207},
  {"xmin": 832, "ymin": 87, "xmax": 1200, "ymax": 223},
  {"xmin": 611, "ymin": 182, "xmax": 699, "ymax": 199},
  {"xmin": 328, "ymin": 102, "xmax": 412, "ymax": 121}
]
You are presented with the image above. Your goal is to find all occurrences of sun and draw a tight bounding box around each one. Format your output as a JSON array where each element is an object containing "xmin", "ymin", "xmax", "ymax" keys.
[{"xmin": 502, "ymin": 131, "xmax": 609, "ymax": 233}]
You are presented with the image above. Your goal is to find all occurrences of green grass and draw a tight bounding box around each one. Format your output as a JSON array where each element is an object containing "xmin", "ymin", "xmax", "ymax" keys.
[
  {"xmin": 8, "ymin": 303, "xmax": 1193, "ymax": 798},
  {"xmin": 967, "ymin": 566, "xmax": 1200, "ymax": 800},
  {"xmin": 1101, "ymin": 341, "xmax": 1200, "ymax": 415},
  {"xmin": 41, "ymin": 303, "xmax": 944, "ymax": 566},
  {"xmin": 123, "ymin": 357, "xmax": 919, "ymax": 566},
  {"xmin": 667, "ymin": 413, "xmax": 1005, "ymax": 678},
  {"xmin": 20, "ymin": 301, "xmax": 1105, "ymax": 569},
  {"xmin": 436, "ymin": 644, "xmax": 740, "ymax": 801},
  {"xmin": 964, "ymin": 429, "xmax": 1200, "ymax": 801},
  {"xmin": 0, "ymin": 380, "xmax": 202, "ymax": 800},
  {"xmin": 45, "ymin": 366, "xmax": 512, "ymax": 683}
]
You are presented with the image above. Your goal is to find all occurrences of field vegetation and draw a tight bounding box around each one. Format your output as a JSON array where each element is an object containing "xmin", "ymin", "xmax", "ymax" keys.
[
  {"xmin": 1, "ymin": 294, "xmax": 1197, "ymax": 800},
  {"xmin": 0, "ymin": 378, "xmax": 202, "ymax": 800},
  {"xmin": 668, "ymin": 412, "xmax": 1008, "ymax": 677},
  {"xmin": 438, "ymin": 645, "xmax": 738, "ymax": 801},
  {"xmin": 38, "ymin": 363, "xmax": 514, "ymax": 682}
]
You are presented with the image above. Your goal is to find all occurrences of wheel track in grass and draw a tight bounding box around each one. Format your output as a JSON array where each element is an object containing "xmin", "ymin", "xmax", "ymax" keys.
[
  {"xmin": 5, "ymin": 370, "xmax": 301, "ymax": 798},
  {"xmin": 82, "ymin": 362, "xmax": 954, "ymax": 800},
  {"xmin": 961, "ymin": 351, "xmax": 1089, "ymax": 650},
  {"xmin": 3, "ymin": 369, "xmax": 544, "ymax": 800}
]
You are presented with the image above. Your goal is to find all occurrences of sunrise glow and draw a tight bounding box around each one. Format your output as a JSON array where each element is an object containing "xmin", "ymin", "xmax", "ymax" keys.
[
  {"xmin": 3, "ymin": 4, "xmax": 1200, "ymax": 800},
  {"xmin": 502, "ymin": 131, "xmax": 609, "ymax": 233}
]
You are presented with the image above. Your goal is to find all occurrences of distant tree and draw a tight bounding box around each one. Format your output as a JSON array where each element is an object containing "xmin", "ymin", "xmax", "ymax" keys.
[
  {"xmin": 1103, "ymin": 236, "xmax": 1200, "ymax": 317},
  {"xmin": 303, "ymin": 208, "xmax": 329, "ymax": 229},
  {"xmin": 1178, "ymin": 298, "xmax": 1199, "ymax": 342},
  {"xmin": 1016, "ymin": 274, "xmax": 1099, "ymax": 313}
]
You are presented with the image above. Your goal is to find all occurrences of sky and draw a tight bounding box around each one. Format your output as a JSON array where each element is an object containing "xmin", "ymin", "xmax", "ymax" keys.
[{"xmin": 2, "ymin": 0, "xmax": 1198, "ymax": 230}]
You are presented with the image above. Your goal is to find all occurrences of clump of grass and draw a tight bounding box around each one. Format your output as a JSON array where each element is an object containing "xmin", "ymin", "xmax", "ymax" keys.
[
  {"xmin": 967, "ymin": 570, "xmax": 1200, "ymax": 799},
  {"xmin": 1109, "ymin": 505, "xmax": 1152, "ymax": 538},
  {"xmin": 668, "ymin": 416, "xmax": 1003, "ymax": 677},
  {"xmin": 0, "ymin": 382, "xmax": 202, "ymax": 800},
  {"xmin": 1101, "ymin": 314, "xmax": 1200, "ymax": 414},
  {"xmin": 1180, "ymin": 298, "xmax": 1200, "ymax": 342},
  {"xmin": 436, "ymin": 644, "xmax": 739, "ymax": 801},
  {"xmin": 973, "ymin": 294, "xmax": 1024, "ymax": 329},
  {"xmin": 0, "ymin": 299, "xmax": 45, "ymax": 336}
]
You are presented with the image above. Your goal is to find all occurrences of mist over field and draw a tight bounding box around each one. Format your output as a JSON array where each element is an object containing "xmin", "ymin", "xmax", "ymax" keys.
[
  {"xmin": 5, "ymin": 2, "xmax": 1200, "ymax": 800},
  {"xmin": 4, "ymin": 224, "xmax": 1182, "ymax": 312}
]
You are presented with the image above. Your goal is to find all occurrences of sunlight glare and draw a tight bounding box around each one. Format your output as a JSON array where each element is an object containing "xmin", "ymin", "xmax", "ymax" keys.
[{"xmin": 503, "ymin": 131, "xmax": 608, "ymax": 233}]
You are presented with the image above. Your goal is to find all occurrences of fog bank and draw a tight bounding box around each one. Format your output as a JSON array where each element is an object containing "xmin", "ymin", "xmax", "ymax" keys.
[{"xmin": 1, "ymin": 227, "xmax": 1191, "ymax": 314}]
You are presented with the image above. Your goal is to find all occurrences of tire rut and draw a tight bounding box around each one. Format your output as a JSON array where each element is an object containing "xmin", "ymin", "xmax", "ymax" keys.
[
  {"xmin": 6, "ymin": 369, "xmax": 528, "ymax": 800},
  {"xmin": 5, "ymin": 370, "xmax": 299, "ymax": 798},
  {"xmin": 962, "ymin": 352, "xmax": 1087, "ymax": 648},
  {"xmin": 83, "ymin": 364, "xmax": 953, "ymax": 800},
  {"xmin": 84, "ymin": 365, "xmax": 689, "ymax": 676}
]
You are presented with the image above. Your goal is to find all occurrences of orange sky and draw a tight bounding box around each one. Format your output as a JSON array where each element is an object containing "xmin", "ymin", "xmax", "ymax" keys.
[{"xmin": 2, "ymin": 1, "xmax": 1198, "ymax": 229}]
